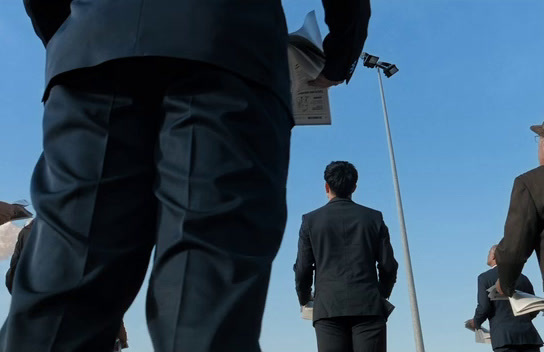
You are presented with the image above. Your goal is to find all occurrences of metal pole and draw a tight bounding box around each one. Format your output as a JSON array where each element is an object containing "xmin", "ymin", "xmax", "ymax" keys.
[{"xmin": 376, "ymin": 67, "xmax": 425, "ymax": 352}]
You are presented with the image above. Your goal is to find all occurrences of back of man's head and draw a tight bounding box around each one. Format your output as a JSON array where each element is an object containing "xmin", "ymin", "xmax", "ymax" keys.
[
  {"xmin": 324, "ymin": 161, "xmax": 358, "ymax": 198},
  {"xmin": 487, "ymin": 244, "xmax": 498, "ymax": 267}
]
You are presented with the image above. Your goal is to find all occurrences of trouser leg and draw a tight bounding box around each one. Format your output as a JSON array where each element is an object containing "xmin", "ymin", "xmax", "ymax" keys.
[
  {"xmin": 351, "ymin": 316, "xmax": 387, "ymax": 352},
  {"xmin": 0, "ymin": 65, "xmax": 159, "ymax": 352},
  {"xmin": 314, "ymin": 318, "xmax": 353, "ymax": 352},
  {"xmin": 146, "ymin": 63, "xmax": 292, "ymax": 352}
]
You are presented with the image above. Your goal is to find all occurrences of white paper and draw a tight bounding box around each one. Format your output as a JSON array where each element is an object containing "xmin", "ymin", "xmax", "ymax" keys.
[
  {"xmin": 464, "ymin": 320, "xmax": 491, "ymax": 344},
  {"xmin": 475, "ymin": 328, "xmax": 491, "ymax": 344},
  {"xmin": 288, "ymin": 11, "xmax": 331, "ymax": 125},
  {"xmin": 301, "ymin": 301, "xmax": 314, "ymax": 320},
  {"xmin": 509, "ymin": 291, "xmax": 544, "ymax": 316},
  {"xmin": 487, "ymin": 284, "xmax": 509, "ymax": 301}
]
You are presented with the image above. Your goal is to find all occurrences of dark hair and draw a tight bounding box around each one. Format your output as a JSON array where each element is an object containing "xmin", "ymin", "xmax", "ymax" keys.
[{"xmin": 324, "ymin": 161, "xmax": 358, "ymax": 198}]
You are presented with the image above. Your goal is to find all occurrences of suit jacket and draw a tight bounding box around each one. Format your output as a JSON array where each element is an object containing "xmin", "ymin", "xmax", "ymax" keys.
[
  {"xmin": 473, "ymin": 267, "xmax": 543, "ymax": 349},
  {"xmin": 24, "ymin": 0, "xmax": 371, "ymax": 106},
  {"xmin": 5, "ymin": 221, "xmax": 33, "ymax": 294},
  {"xmin": 496, "ymin": 166, "xmax": 544, "ymax": 297},
  {"xmin": 294, "ymin": 198, "xmax": 398, "ymax": 322}
]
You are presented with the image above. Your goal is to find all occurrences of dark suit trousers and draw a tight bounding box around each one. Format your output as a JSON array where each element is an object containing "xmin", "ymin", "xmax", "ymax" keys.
[
  {"xmin": 0, "ymin": 58, "xmax": 292, "ymax": 352},
  {"xmin": 314, "ymin": 316, "xmax": 387, "ymax": 352},
  {"xmin": 494, "ymin": 346, "xmax": 541, "ymax": 352}
]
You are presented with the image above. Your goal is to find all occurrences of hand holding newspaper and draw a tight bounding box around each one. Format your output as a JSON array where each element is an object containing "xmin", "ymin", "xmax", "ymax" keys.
[
  {"xmin": 301, "ymin": 300, "xmax": 314, "ymax": 320},
  {"xmin": 464, "ymin": 320, "xmax": 491, "ymax": 344},
  {"xmin": 488, "ymin": 284, "xmax": 544, "ymax": 316},
  {"xmin": 288, "ymin": 11, "xmax": 332, "ymax": 125}
]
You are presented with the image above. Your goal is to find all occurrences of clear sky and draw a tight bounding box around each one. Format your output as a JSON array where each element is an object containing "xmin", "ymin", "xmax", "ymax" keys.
[{"xmin": 1, "ymin": 1, "xmax": 544, "ymax": 351}]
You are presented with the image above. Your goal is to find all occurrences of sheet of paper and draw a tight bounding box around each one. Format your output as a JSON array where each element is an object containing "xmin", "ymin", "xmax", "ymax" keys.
[
  {"xmin": 475, "ymin": 328, "xmax": 491, "ymax": 344},
  {"xmin": 288, "ymin": 11, "xmax": 331, "ymax": 126},
  {"xmin": 487, "ymin": 284, "xmax": 508, "ymax": 301},
  {"xmin": 509, "ymin": 291, "xmax": 544, "ymax": 316},
  {"xmin": 301, "ymin": 301, "xmax": 314, "ymax": 320}
]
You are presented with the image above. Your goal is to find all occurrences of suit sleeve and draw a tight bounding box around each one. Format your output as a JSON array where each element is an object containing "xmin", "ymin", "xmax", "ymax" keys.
[
  {"xmin": 23, "ymin": 0, "xmax": 72, "ymax": 46},
  {"xmin": 294, "ymin": 215, "xmax": 315, "ymax": 306},
  {"xmin": 376, "ymin": 220, "xmax": 398, "ymax": 299},
  {"xmin": 496, "ymin": 177, "xmax": 540, "ymax": 297},
  {"xmin": 473, "ymin": 274, "xmax": 492, "ymax": 329},
  {"xmin": 320, "ymin": 0, "xmax": 371, "ymax": 83}
]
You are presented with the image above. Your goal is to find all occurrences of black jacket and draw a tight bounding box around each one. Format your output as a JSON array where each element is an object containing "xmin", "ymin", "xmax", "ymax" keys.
[
  {"xmin": 496, "ymin": 166, "xmax": 544, "ymax": 297},
  {"xmin": 6, "ymin": 221, "xmax": 33, "ymax": 294},
  {"xmin": 473, "ymin": 267, "xmax": 543, "ymax": 350},
  {"xmin": 294, "ymin": 198, "xmax": 398, "ymax": 322},
  {"xmin": 24, "ymin": 0, "xmax": 371, "ymax": 106}
]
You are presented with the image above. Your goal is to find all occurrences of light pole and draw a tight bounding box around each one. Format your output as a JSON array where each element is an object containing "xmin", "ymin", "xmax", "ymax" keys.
[{"xmin": 361, "ymin": 53, "xmax": 425, "ymax": 352}]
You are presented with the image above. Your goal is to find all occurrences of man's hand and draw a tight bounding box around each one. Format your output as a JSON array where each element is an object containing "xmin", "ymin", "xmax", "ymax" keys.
[
  {"xmin": 308, "ymin": 74, "xmax": 344, "ymax": 88},
  {"xmin": 496, "ymin": 279, "xmax": 504, "ymax": 295}
]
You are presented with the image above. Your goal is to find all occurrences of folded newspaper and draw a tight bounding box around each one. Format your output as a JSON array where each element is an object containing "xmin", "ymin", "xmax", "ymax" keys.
[
  {"xmin": 464, "ymin": 320, "xmax": 491, "ymax": 344},
  {"xmin": 488, "ymin": 284, "xmax": 544, "ymax": 316},
  {"xmin": 301, "ymin": 301, "xmax": 314, "ymax": 320},
  {"xmin": 288, "ymin": 11, "xmax": 332, "ymax": 125}
]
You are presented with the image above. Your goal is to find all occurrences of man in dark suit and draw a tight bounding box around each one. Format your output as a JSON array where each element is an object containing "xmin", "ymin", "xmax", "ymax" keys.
[
  {"xmin": 496, "ymin": 121, "xmax": 544, "ymax": 298},
  {"xmin": 469, "ymin": 245, "xmax": 542, "ymax": 352},
  {"xmin": 294, "ymin": 161, "xmax": 398, "ymax": 352},
  {"xmin": 2, "ymin": 1, "xmax": 372, "ymax": 351}
]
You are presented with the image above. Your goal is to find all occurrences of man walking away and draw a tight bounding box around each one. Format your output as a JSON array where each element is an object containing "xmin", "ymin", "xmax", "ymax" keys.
[
  {"xmin": 295, "ymin": 161, "xmax": 398, "ymax": 352},
  {"xmin": 469, "ymin": 245, "xmax": 542, "ymax": 352}
]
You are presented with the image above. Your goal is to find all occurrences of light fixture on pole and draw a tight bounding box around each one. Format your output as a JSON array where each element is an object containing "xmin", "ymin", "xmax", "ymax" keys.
[{"xmin": 361, "ymin": 52, "xmax": 425, "ymax": 352}]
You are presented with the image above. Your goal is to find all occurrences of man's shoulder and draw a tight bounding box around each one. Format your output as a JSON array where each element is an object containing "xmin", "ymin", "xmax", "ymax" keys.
[
  {"xmin": 517, "ymin": 166, "xmax": 544, "ymax": 186},
  {"xmin": 478, "ymin": 267, "xmax": 498, "ymax": 284}
]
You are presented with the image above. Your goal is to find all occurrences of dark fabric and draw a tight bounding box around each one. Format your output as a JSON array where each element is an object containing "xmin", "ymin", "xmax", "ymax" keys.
[
  {"xmin": 321, "ymin": 0, "xmax": 371, "ymax": 83},
  {"xmin": 23, "ymin": 0, "xmax": 370, "ymax": 109},
  {"xmin": 314, "ymin": 316, "xmax": 386, "ymax": 352},
  {"xmin": 496, "ymin": 166, "xmax": 544, "ymax": 297},
  {"xmin": 294, "ymin": 198, "xmax": 398, "ymax": 322},
  {"xmin": 494, "ymin": 345, "xmax": 541, "ymax": 352},
  {"xmin": 5, "ymin": 221, "xmax": 33, "ymax": 294},
  {"xmin": 0, "ymin": 58, "xmax": 292, "ymax": 352},
  {"xmin": 117, "ymin": 321, "xmax": 128, "ymax": 349},
  {"xmin": 472, "ymin": 267, "xmax": 543, "ymax": 350}
]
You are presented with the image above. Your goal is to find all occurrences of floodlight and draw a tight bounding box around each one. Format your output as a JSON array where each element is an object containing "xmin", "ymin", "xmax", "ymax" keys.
[
  {"xmin": 383, "ymin": 63, "xmax": 399, "ymax": 78},
  {"xmin": 362, "ymin": 53, "xmax": 379, "ymax": 68}
]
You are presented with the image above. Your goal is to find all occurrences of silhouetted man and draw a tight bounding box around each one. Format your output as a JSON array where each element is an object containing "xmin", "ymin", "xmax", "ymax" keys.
[
  {"xmin": 496, "ymin": 122, "xmax": 544, "ymax": 298},
  {"xmin": 469, "ymin": 245, "xmax": 542, "ymax": 352},
  {"xmin": 1, "ymin": 1, "xmax": 372, "ymax": 351},
  {"xmin": 295, "ymin": 161, "xmax": 398, "ymax": 352}
]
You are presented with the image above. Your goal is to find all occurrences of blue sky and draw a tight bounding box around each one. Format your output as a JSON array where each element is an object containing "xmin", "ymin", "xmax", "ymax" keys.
[{"xmin": 1, "ymin": 1, "xmax": 543, "ymax": 351}]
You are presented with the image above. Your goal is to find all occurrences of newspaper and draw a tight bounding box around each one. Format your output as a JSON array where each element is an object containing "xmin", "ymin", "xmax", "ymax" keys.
[
  {"xmin": 509, "ymin": 291, "xmax": 544, "ymax": 316},
  {"xmin": 488, "ymin": 284, "xmax": 544, "ymax": 316},
  {"xmin": 288, "ymin": 11, "xmax": 331, "ymax": 125},
  {"xmin": 487, "ymin": 284, "xmax": 508, "ymax": 301},
  {"xmin": 301, "ymin": 301, "xmax": 314, "ymax": 320},
  {"xmin": 464, "ymin": 320, "xmax": 491, "ymax": 344}
]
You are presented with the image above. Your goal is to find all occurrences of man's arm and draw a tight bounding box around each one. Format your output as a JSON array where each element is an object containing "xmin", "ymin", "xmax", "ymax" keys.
[
  {"xmin": 376, "ymin": 221, "xmax": 398, "ymax": 298},
  {"xmin": 320, "ymin": 0, "xmax": 371, "ymax": 84},
  {"xmin": 294, "ymin": 215, "xmax": 315, "ymax": 306},
  {"xmin": 5, "ymin": 225, "xmax": 30, "ymax": 294},
  {"xmin": 496, "ymin": 177, "xmax": 539, "ymax": 297},
  {"xmin": 23, "ymin": 0, "xmax": 72, "ymax": 46},
  {"xmin": 473, "ymin": 274, "xmax": 492, "ymax": 329}
]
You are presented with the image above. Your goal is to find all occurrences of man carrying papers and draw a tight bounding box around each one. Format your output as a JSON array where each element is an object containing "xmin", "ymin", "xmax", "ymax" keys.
[
  {"xmin": 467, "ymin": 245, "xmax": 542, "ymax": 352},
  {"xmin": 496, "ymin": 121, "xmax": 544, "ymax": 297}
]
